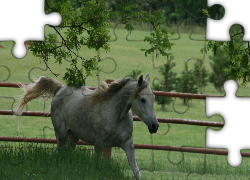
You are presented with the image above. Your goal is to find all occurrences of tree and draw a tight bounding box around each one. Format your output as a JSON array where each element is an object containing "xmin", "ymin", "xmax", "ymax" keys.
[
  {"xmin": 193, "ymin": 60, "xmax": 208, "ymax": 94},
  {"xmin": 176, "ymin": 63, "xmax": 198, "ymax": 105},
  {"xmin": 107, "ymin": 0, "xmax": 225, "ymax": 25},
  {"xmin": 153, "ymin": 56, "xmax": 177, "ymax": 111},
  {"xmin": 29, "ymin": 0, "xmax": 175, "ymax": 87},
  {"xmin": 209, "ymin": 47, "xmax": 231, "ymax": 93},
  {"xmin": 29, "ymin": 0, "xmax": 110, "ymax": 87}
]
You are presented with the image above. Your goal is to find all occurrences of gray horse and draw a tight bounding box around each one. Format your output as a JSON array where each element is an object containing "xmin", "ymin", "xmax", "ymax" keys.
[{"xmin": 14, "ymin": 74, "xmax": 159, "ymax": 180}]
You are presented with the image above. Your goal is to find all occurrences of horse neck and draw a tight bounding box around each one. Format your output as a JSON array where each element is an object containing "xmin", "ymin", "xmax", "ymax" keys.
[{"xmin": 113, "ymin": 80, "xmax": 137, "ymax": 114}]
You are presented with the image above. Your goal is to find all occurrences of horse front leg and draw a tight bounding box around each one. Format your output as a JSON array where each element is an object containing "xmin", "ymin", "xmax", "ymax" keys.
[
  {"xmin": 94, "ymin": 139, "xmax": 105, "ymax": 165},
  {"xmin": 93, "ymin": 140, "xmax": 104, "ymax": 173},
  {"xmin": 94, "ymin": 139, "xmax": 104, "ymax": 156},
  {"xmin": 120, "ymin": 137, "xmax": 141, "ymax": 180}
]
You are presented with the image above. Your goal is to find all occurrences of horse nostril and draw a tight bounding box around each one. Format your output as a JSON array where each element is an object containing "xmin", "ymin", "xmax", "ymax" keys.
[{"xmin": 148, "ymin": 123, "xmax": 158, "ymax": 134}]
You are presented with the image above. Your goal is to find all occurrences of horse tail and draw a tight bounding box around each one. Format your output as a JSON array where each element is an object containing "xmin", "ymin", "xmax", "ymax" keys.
[{"xmin": 14, "ymin": 76, "xmax": 64, "ymax": 116}]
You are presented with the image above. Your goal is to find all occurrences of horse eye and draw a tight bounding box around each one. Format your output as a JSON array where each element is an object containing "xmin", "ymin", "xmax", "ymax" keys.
[{"xmin": 140, "ymin": 98, "xmax": 146, "ymax": 103}]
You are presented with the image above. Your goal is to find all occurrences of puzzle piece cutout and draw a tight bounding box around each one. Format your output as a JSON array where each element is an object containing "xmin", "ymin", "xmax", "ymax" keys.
[
  {"xmin": 0, "ymin": 0, "xmax": 61, "ymax": 58},
  {"xmin": 206, "ymin": 80, "xmax": 250, "ymax": 167},
  {"xmin": 207, "ymin": 0, "xmax": 250, "ymax": 41}
]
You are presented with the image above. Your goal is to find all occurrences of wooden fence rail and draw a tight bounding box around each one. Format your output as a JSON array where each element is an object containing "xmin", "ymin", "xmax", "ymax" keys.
[
  {"xmin": 0, "ymin": 81, "xmax": 225, "ymax": 158},
  {"xmin": 1, "ymin": 136, "xmax": 250, "ymax": 157}
]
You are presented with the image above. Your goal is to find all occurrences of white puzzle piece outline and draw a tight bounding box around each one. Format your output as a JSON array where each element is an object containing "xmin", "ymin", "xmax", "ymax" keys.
[
  {"xmin": 206, "ymin": 80, "xmax": 250, "ymax": 167},
  {"xmin": 207, "ymin": 0, "xmax": 250, "ymax": 41},
  {"xmin": 0, "ymin": 0, "xmax": 61, "ymax": 58}
]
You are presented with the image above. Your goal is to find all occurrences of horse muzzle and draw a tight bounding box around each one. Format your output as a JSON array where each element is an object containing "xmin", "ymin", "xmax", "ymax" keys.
[{"xmin": 148, "ymin": 122, "xmax": 159, "ymax": 134}]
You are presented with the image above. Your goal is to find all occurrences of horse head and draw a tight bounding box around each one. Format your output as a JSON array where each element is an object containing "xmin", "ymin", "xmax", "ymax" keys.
[{"xmin": 131, "ymin": 74, "xmax": 159, "ymax": 134}]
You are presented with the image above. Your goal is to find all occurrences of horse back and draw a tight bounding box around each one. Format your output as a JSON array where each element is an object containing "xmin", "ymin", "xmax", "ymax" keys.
[{"xmin": 52, "ymin": 85, "xmax": 93, "ymax": 114}]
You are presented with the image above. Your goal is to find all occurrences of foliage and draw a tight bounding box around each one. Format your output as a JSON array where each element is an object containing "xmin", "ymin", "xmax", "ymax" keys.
[
  {"xmin": 176, "ymin": 63, "xmax": 198, "ymax": 104},
  {"xmin": 202, "ymin": 9, "xmax": 210, "ymax": 18},
  {"xmin": 201, "ymin": 19, "xmax": 250, "ymax": 85},
  {"xmin": 29, "ymin": 0, "xmax": 175, "ymax": 87},
  {"xmin": 209, "ymin": 47, "xmax": 231, "ymax": 93},
  {"xmin": 29, "ymin": 0, "xmax": 110, "ymax": 87},
  {"xmin": 111, "ymin": 0, "xmax": 175, "ymax": 59},
  {"xmin": 29, "ymin": 0, "xmax": 228, "ymax": 88},
  {"xmin": 153, "ymin": 56, "xmax": 177, "ymax": 111},
  {"xmin": 193, "ymin": 60, "xmax": 208, "ymax": 94}
]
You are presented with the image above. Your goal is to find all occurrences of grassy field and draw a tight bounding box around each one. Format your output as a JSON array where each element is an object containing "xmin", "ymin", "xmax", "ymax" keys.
[
  {"xmin": 1, "ymin": 25, "xmax": 250, "ymax": 179},
  {"xmin": 0, "ymin": 143, "xmax": 134, "ymax": 180}
]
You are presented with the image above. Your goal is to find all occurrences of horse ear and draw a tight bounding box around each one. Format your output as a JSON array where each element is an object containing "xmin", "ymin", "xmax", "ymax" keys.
[
  {"xmin": 145, "ymin": 74, "xmax": 150, "ymax": 83},
  {"xmin": 138, "ymin": 75, "xmax": 143, "ymax": 86}
]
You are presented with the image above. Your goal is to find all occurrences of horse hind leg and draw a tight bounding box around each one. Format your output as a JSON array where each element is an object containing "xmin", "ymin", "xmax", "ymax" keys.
[
  {"xmin": 66, "ymin": 129, "xmax": 79, "ymax": 150},
  {"xmin": 51, "ymin": 115, "xmax": 68, "ymax": 151},
  {"xmin": 51, "ymin": 114, "xmax": 78, "ymax": 150},
  {"xmin": 54, "ymin": 128, "xmax": 67, "ymax": 151}
]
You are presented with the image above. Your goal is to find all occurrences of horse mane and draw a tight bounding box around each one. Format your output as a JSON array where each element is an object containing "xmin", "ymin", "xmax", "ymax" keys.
[
  {"xmin": 88, "ymin": 77, "xmax": 149, "ymax": 107},
  {"xmin": 89, "ymin": 77, "xmax": 131, "ymax": 107}
]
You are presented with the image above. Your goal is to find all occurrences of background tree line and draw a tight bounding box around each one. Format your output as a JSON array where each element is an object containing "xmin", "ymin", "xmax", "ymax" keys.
[{"xmin": 71, "ymin": 0, "xmax": 224, "ymax": 24}]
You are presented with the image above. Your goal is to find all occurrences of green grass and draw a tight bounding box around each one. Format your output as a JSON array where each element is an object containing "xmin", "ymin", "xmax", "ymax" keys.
[
  {"xmin": 1, "ymin": 26, "xmax": 250, "ymax": 179},
  {"xmin": 0, "ymin": 143, "xmax": 134, "ymax": 180}
]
